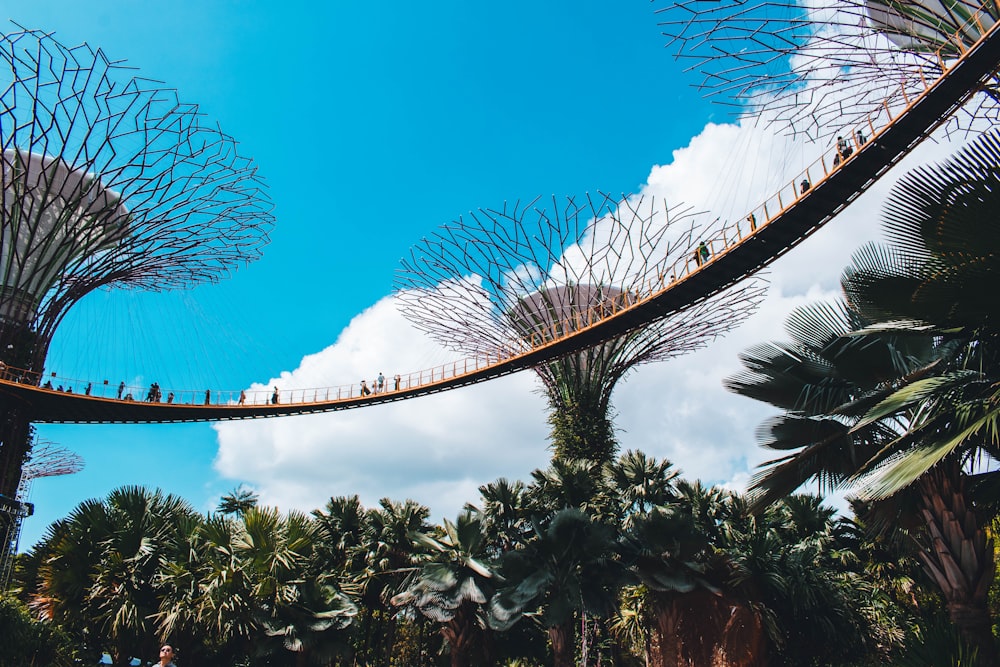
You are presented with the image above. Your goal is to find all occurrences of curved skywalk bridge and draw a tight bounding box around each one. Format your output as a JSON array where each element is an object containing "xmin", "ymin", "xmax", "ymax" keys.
[{"xmin": 3, "ymin": 13, "xmax": 1000, "ymax": 425}]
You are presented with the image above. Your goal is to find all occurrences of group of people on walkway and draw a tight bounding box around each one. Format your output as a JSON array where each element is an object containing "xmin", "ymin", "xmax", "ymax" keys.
[
  {"xmin": 359, "ymin": 372, "xmax": 403, "ymax": 396},
  {"xmin": 833, "ymin": 130, "xmax": 866, "ymax": 166},
  {"xmin": 36, "ymin": 368, "xmax": 409, "ymax": 407}
]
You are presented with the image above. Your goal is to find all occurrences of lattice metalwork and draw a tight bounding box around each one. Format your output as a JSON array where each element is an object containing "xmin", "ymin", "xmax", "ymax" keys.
[
  {"xmin": 396, "ymin": 192, "xmax": 767, "ymax": 460},
  {"xmin": 0, "ymin": 25, "xmax": 273, "ymax": 519},
  {"xmin": 657, "ymin": 0, "xmax": 1000, "ymax": 140},
  {"xmin": 20, "ymin": 441, "xmax": 83, "ymax": 481},
  {"xmin": 0, "ymin": 439, "xmax": 82, "ymax": 588},
  {"xmin": 0, "ymin": 27, "xmax": 274, "ymax": 362}
]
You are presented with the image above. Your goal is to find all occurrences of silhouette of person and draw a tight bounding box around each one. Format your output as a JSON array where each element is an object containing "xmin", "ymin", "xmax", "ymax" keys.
[
  {"xmin": 836, "ymin": 135, "xmax": 852, "ymax": 159},
  {"xmin": 204, "ymin": 389, "xmax": 211, "ymax": 405},
  {"xmin": 360, "ymin": 380, "xmax": 371, "ymax": 396},
  {"xmin": 394, "ymin": 374, "xmax": 401, "ymax": 391},
  {"xmin": 271, "ymin": 386, "xmax": 279, "ymax": 405},
  {"xmin": 377, "ymin": 372, "xmax": 385, "ymax": 393},
  {"xmin": 746, "ymin": 213, "xmax": 756, "ymax": 232},
  {"xmin": 239, "ymin": 390, "xmax": 246, "ymax": 405},
  {"xmin": 167, "ymin": 392, "xmax": 174, "ymax": 404},
  {"xmin": 697, "ymin": 241, "xmax": 710, "ymax": 265},
  {"xmin": 117, "ymin": 381, "xmax": 125, "ymax": 399},
  {"xmin": 85, "ymin": 382, "xmax": 92, "ymax": 396},
  {"xmin": 800, "ymin": 179, "xmax": 810, "ymax": 194}
]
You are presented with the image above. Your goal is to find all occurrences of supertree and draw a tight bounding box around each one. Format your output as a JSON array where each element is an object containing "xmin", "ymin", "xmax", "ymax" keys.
[
  {"xmin": 395, "ymin": 193, "xmax": 766, "ymax": 463},
  {"xmin": 0, "ymin": 27, "xmax": 273, "ymax": 560},
  {"xmin": 0, "ymin": 437, "xmax": 82, "ymax": 588},
  {"xmin": 657, "ymin": 0, "xmax": 1000, "ymax": 141}
]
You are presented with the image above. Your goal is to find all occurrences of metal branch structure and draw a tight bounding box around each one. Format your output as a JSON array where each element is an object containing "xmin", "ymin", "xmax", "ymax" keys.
[
  {"xmin": 0, "ymin": 26, "xmax": 274, "ymax": 557},
  {"xmin": 19, "ymin": 440, "xmax": 83, "ymax": 481},
  {"xmin": 396, "ymin": 193, "xmax": 766, "ymax": 461},
  {"xmin": 657, "ymin": 0, "xmax": 1000, "ymax": 140},
  {"xmin": 0, "ymin": 438, "xmax": 82, "ymax": 588}
]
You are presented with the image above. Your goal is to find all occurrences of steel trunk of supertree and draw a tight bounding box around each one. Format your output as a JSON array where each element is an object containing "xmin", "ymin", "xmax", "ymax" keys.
[
  {"xmin": 509, "ymin": 284, "xmax": 638, "ymax": 461},
  {"xmin": 658, "ymin": 0, "xmax": 1000, "ymax": 139},
  {"xmin": 397, "ymin": 194, "xmax": 766, "ymax": 464},
  {"xmin": 0, "ymin": 27, "xmax": 273, "ymax": 568}
]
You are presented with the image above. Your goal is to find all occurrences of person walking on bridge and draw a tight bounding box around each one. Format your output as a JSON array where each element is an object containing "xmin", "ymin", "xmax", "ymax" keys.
[{"xmin": 697, "ymin": 241, "xmax": 710, "ymax": 266}]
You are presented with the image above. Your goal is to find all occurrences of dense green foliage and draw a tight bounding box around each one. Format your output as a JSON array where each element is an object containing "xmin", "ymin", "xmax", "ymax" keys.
[
  {"xmin": 727, "ymin": 129, "xmax": 1000, "ymax": 664},
  {"xmin": 10, "ymin": 455, "xmax": 974, "ymax": 666},
  {"xmin": 0, "ymin": 594, "xmax": 74, "ymax": 666}
]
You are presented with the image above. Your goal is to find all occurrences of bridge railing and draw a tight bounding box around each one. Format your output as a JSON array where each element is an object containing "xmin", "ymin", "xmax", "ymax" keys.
[{"xmin": 7, "ymin": 4, "xmax": 995, "ymax": 412}]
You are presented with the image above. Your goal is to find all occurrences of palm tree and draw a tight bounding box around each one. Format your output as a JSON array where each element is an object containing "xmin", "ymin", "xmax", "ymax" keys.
[
  {"xmin": 720, "ymin": 495, "xmax": 876, "ymax": 666},
  {"xmin": 312, "ymin": 495, "xmax": 369, "ymax": 579},
  {"xmin": 525, "ymin": 458, "xmax": 607, "ymax": 520},
  {"xmin": 724, "ymin": 295, "xmax": 996, "ymax": 650},
  {"xmin": 727, "ymin": 280, "xmax": 995, "ymax": 656},
  {"xmin": 392, "ymin": 510, "xmax": 500, "ymax": 667},
  {"xmin": 354, "ymin": 498, "xmax": 431, "ymax": 665},
  {"xmin": 489, "ymin": 507, "xmax": 631, "ymax": 667},
  {"xmin": 155, "ymin": 505, "xmax": 357, "ymax": 666},
  {"xmin": 603, "ymin": 450, "xmax": 681, "ymax": 527},
  {"xmin": 725, "ymin": 299, "xmax": 946, "ymax": 509},
  {"xmin": 619, "ymin": 502, "xmax": 730, "ymax": 667},
  {"xmin": 465, "ymin": 479, "xmax": 531, "ymax": 556},
  {"xmin": 217, "ymin": 487, "xmax": 259, "ymax": 516},
  {"xmin": 28, "ymin": 487, "xmax": 198, "ymax": 665},
  {"xmin": 155, "ymin": 511, "xmax": 255, "ymax": 663},
  {"xmin": 736, "ymin": 130, "xmax": 1000, "ymax": 661},
  {"xmin": 239, "ymin": 506, "xmax": 357, "ymax": 664}
]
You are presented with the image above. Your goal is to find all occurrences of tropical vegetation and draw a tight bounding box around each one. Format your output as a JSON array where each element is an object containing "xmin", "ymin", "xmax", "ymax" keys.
[{"xmin": 8, "ymin": 129, "xmax": 1000, "ymax": 667}]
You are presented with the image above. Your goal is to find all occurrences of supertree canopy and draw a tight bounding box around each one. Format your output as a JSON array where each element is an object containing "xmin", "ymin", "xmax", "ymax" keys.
[
  {"xmin": 0, "ymin": 26, "xmax": 273, "ymax": 533},
  {"xmin": 396, "ymin": 193, "xmax": 766, "ymax": 462},
  {"xmin": 0, "ymin": 27, "xmax": 274, "ymax": 367},
  {"xmin": 657, "ymin": 0, "xmax": 1000, "ymax": 140}
]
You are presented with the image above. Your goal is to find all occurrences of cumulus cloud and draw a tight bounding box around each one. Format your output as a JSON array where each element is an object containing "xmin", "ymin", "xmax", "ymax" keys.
[
  {"xmin": 213, "ymin": 103, "xmax": 979, "ymax": 522},
  {"xmin": 213, "ymin": 299, "xmax": 553, "ymax": 522}
]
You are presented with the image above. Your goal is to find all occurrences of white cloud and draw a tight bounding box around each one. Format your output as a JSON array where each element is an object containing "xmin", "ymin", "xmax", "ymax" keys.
[
  {"xmin": 213, "ymin": 299, "xmax": 552, "ymax": 523},
  {"xmin": 213, "ymin": 99, "xmax": 981, "ymax": 522}
]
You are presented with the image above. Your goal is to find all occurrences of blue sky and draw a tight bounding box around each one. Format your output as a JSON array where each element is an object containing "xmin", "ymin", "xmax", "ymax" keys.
[
  {"xmin": 11, "ymin": 1, "xmax": 976, "ymax": 549},
  {"xmin": 12, "ymin": 0, "xmax": 719, "ymax": 547}
]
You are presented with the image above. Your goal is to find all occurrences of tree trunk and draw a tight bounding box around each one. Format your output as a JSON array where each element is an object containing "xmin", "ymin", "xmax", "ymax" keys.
[
  {"xmin": 381, "ymin": 612, "xmax": 397, "ymax": 667},
  {"xmin": 650, "ymin": 595, "xmax": 682, "ymax": 667},
  {"xmin": 718, "ymin": 601, "xmax": 767, "ymax": 667},
  {"xmin": 548, "ymin": 619, "xmax": 575, "ymax": 667},
  {"xmin": 442, "ymin": 605, "xmax": 483, "ymax": 667},
  {"xmin": 915, "ymin": 467, "xmax": 998, "ymax": 665}
]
